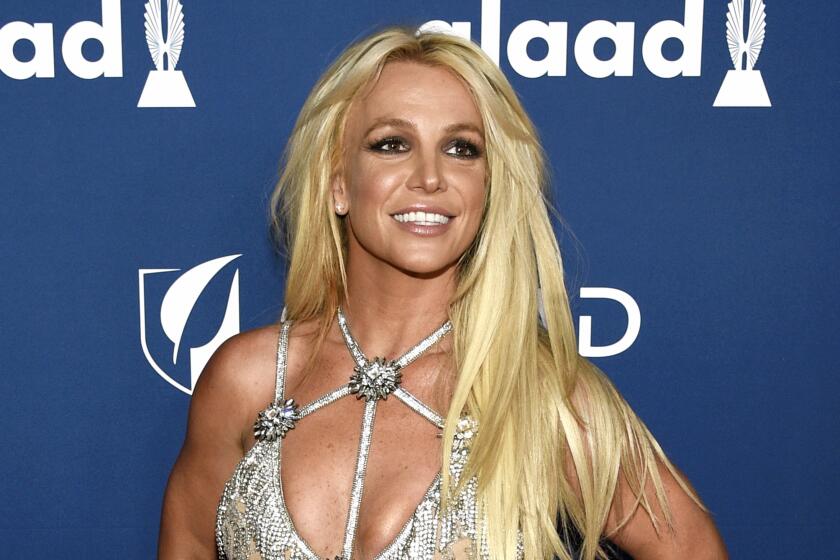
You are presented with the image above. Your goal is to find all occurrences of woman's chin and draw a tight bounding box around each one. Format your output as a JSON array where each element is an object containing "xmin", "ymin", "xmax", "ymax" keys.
[{"xmin": 390, "ymin": 257, "xmax": 460, "ymax": 279}]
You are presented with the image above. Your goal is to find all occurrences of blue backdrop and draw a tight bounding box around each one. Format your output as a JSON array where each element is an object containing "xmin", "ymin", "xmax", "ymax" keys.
[{"xmin": 1, "ymin": 0, "xmax": 837, "ymax": 557}]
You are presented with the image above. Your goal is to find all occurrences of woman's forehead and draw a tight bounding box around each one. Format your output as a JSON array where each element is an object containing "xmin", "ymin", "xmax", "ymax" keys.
[{"xmin": 348, "ymin": 61, "xmax": 484, "ymax": 134}]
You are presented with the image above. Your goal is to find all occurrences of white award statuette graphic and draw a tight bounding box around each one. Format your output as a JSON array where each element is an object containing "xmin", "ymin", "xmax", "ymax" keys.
[
  {"xmin": 714, "ymin": 0, "xmax": 771, "ymax": 107},
  {"xmin": 137, "ymin": 0, "xmax": 196, "ymax": 108},
  {"xmin": 139, "ymin": 255, "xmax": 241, "ymax": 394}
]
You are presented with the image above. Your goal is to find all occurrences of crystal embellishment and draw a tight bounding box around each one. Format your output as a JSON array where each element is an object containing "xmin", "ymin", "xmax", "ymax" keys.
[
  {"xmin": 348, "ymin": 356, "xmax": 402, "ymax": 402},
  {"xmin": 452, "ymin": 416, "xmax": 478, "ymax": 453},
  {"xmin": 252, "ymin": 398, "xmax": 300, "ymax": 442}
]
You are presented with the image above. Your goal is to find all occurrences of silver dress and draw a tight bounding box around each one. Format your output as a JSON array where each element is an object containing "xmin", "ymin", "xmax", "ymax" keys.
[{"xmin": 215, "ymin": 312, "xmax": 523, "ymax": 560}]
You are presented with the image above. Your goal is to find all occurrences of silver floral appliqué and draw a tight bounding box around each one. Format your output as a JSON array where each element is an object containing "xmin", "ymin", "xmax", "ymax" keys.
[
  {"xmin": 348, "ymin": 356, "xmax": 402, "ymax": 402},
  {"xmin": 253, "ymin": 398, "xmax": 300, "ymax": 442},
  {"xmin": 452, "ymin": 416, "xmax": 478, "ymax": 459}
]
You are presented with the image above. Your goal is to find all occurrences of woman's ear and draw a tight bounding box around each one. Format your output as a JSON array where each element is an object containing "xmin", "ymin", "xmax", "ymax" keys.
[{"xmin": 331, "ymin": 170, "xmax": 349, "ymax": 216}]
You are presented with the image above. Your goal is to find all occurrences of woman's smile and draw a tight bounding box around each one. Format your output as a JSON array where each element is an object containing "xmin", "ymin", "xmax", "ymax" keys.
[{"xmin": 389, "ymin": 205, "xmax": 456, "ymax": 237}]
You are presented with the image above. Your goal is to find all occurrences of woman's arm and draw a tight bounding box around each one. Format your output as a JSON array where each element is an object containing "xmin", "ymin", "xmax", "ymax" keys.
[
  {"xmin": 604, "ymin": 459, "xmax": 728, "ymax": 560},
  {"xmin": 562, "ymin": 382, "xmax": 728, "ymax": 560},
  {"xmin": 157, "ymin": 333, "xmax": 264, "ymax": 559}
]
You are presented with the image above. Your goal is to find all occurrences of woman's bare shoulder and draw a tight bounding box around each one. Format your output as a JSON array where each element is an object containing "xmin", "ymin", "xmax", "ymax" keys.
[
  {"xmin": 194, "ymin": 322, "xmax": 287, "ymax": 415},
  {"xmin": 158, "ymin": 321, "xmax": 288, "ymax": 557},
  {"xmin": 200, "ymin": 318, "xmax": 322, "ymax": 409}
]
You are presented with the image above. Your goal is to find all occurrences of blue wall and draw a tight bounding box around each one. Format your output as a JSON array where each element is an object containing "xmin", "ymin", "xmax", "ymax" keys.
[{"xmin": 1, "ymin": 1, "xmax": 837, "ymax": 557}]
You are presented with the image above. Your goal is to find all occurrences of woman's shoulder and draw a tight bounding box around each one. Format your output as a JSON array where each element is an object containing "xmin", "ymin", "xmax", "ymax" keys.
[
  {"xmin": 194, "ymin": 322, "xmax": 287, "ymax": 414},
  {"xmin": 202, "ymin": 317, "xmax": 323, "ymax": 402}
]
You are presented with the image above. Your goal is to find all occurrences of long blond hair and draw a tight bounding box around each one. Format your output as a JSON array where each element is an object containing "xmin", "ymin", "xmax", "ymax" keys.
[{"xmin": 268, "ymin": 24, "xmax": 707, "ymax": 560}]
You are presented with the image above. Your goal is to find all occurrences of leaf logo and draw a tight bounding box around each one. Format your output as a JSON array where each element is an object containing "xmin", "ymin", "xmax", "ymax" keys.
[{"xmin": 138, "ymin": 255, "xmax": 241, "ymax": 394}]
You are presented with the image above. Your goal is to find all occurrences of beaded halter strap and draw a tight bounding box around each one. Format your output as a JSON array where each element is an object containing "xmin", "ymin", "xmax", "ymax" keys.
[{"xmin": 252, "ymin": 307, "xmax": 453, "ymax": 560}]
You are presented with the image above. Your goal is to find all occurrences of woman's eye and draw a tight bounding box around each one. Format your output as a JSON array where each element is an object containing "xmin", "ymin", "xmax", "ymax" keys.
[
  {"xmin": 368, "ymin": 137, "xmax": 482, "ymax": 158},
  {"xmin": 446, "ymin": 139, "xmax": 482, "ymax": 159},
  {"xmin": 369, "ymin": 137, "xmax": 408, "ymax": 153}
]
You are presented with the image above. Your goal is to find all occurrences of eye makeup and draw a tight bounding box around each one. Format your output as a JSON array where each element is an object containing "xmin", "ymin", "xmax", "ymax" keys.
[{"xmin": 366, "ymin": 135, "xmax": 483, "ymax": 159}]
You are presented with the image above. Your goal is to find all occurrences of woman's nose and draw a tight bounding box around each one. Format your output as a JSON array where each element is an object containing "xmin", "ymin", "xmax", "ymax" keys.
[{"xmin": 407, "ymin": 148, "xmax": 445, "ymax": 193}]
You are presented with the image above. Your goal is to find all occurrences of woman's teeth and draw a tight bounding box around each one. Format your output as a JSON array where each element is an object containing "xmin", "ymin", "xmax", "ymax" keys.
[{"xmin": 392, "ymin": 211, "xmax": 450, "ymax": 225}]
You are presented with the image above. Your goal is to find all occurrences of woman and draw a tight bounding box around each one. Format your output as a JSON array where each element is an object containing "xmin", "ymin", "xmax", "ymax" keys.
[{"xmin": 158, "ymin": 25, "xmax": 727, "ymax": 560}]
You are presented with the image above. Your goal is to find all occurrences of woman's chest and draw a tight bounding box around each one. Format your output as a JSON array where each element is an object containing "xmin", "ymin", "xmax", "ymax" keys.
[
  {"xmin": 217, "ymin": 442, "xmax": 482, "ymax": 560},
  {"xmin": 279, "ymin": 397, "xmax": 446, "ymax": 558},
  {"xmin": 217, "ymin": 415, "xmax": 488, "ymax": 560},
  {"xmin": 216, "ymin": 320, "xmax": 488, "ymax": 559}
]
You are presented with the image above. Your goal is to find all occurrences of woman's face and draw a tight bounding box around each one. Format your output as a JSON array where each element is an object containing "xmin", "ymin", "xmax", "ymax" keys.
[{"xmin": 333, "ymin": 60, "xmax": 487, "ymax": 277}]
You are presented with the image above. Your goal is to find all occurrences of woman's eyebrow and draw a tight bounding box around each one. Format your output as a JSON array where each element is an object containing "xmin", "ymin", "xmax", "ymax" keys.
[
  {"xmin": 443, "ymin": 122, "xmax": 484, "ymax": 136},
  {"xmin": 363, "ymin": 117, "xmax": 484, "ymax": 137},
  {"xmin": 363, "ymin": 117, "xmax": 414, "ymax": 137}
]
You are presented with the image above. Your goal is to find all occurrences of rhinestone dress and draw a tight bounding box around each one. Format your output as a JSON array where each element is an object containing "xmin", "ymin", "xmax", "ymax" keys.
[{"xmin": 215, "ymin": 314, "xmax": 523, "ymax": 560}]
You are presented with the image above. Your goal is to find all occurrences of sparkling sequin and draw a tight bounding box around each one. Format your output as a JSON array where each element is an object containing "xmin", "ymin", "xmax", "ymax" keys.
[
  {"xmin": 253, "ymin": 398, "xmax": 301, "ymax": 442},
  {"xmin": 215, "ymin": 318, "xmax": 524, "ymax": 560},
  {"xmin": 348, "ymin": 356, "xmax": 402, "ymax": 402}
]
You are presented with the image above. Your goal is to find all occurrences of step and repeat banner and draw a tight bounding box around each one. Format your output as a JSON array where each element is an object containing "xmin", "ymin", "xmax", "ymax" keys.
[{"xmin": 1, "ymin": 1, "xmax": 837, "ymax": 557}]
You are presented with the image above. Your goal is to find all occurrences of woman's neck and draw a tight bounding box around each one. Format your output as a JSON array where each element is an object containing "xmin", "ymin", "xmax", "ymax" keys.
[{"xmin": 339, "ymin": 253, "xmax": 456, "ymax": 360}]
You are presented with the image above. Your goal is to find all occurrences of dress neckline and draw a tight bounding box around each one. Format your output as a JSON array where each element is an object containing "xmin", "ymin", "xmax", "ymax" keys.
[
  {"xmin": 267, "ymin": 316, "xmax": 457, "ymax": 559},
  {"xmin": 273, "ymin": 437, "xmax": 445, "ymax": 559}
]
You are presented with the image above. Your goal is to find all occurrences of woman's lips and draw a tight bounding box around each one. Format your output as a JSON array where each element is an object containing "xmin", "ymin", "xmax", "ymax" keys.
[{"xmin": 391, "ymin": 214, "xmax": 454, "ymax": 237}]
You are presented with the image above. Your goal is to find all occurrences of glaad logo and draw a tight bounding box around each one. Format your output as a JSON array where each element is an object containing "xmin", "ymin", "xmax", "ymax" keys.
[
  {"xmin": 538, "ymin": 287, "xmax": 641, "ymax": 357},
  {"xmin": 0, "ymin": 0, "xmax": 122, "ymax": 79},
  {"xmin": 420, "ymin": 0, "xmax": 705, "ymax": 78},
  {"xmin": 138, "ymin": 255, "xmax": 241, "ymax": 395},
  {"xmin": 0, "ymin": 0, "xmax": 195, "ymax": 107},
  {"xmin": 577, "ymin": 288, "xmax": 641, "ymax": 358},
  {"xmin": 422, "ymin": 0, "xmax": 771, "ymax": 107},
  {"xmin": 137, "ymin": 0, "xmax": 195, "ymax": 108},
  {"xmin": 713, "ymin": 0, "xmax": 771, "ymax": 107}
]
